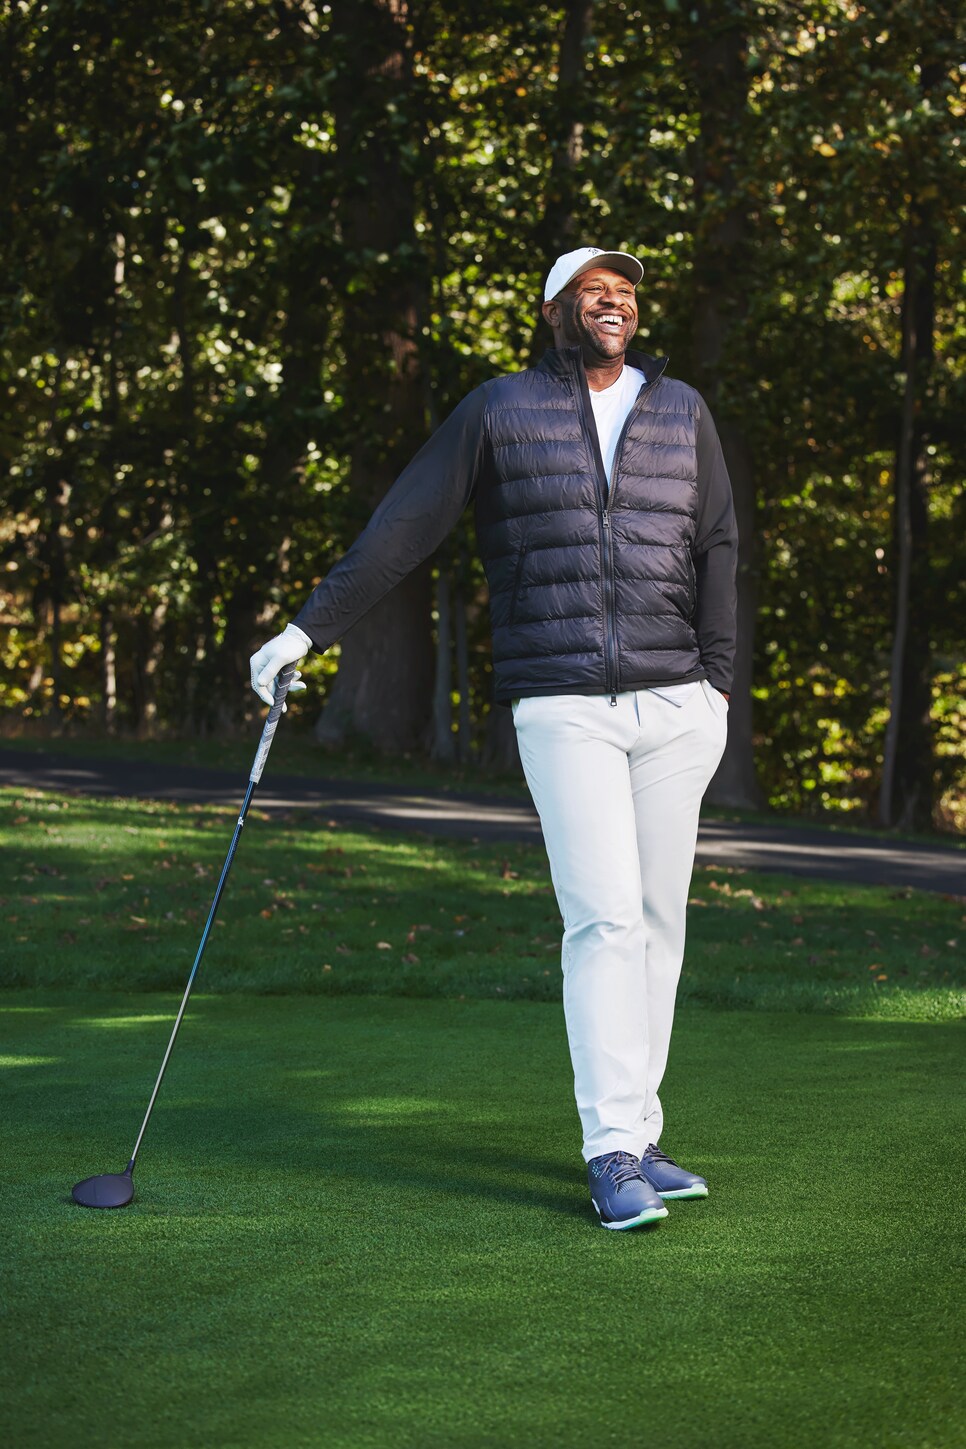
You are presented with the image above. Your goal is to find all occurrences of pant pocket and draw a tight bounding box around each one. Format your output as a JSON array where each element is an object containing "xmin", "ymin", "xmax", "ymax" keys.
[{"xmin": 701, "ymin": 678, "xmax": 729, "ymax": 719}]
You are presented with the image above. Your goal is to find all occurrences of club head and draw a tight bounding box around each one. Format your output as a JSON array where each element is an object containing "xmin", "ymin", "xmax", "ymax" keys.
[{"xmin": 72, "ymin": 1170, "xmax": 135, "ymax": 1209}]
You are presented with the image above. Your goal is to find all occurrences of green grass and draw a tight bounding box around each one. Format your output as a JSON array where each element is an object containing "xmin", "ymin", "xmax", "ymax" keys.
[
  {"xmin": 2, "ymin": 993, "xmax": 964, "ymax": 1449},
  {"xmin": 3, "ymin": 787, "xmax": 965, "ymax": 1446},
  {"xmin": 3, "ymin": 788, "xmax": 964, "ymax": 1020}
]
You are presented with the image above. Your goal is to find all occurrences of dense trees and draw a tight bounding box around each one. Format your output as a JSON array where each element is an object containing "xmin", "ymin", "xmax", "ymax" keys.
[{"xmin": 1, "ymin": 0, "xmax": 963, "ymax": 829}]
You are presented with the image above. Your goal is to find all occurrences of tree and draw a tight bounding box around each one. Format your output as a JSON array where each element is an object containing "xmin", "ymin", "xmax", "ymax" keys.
[{"xmin": 677, "ymin": 0, "xmax": 764, "ymax": 807}]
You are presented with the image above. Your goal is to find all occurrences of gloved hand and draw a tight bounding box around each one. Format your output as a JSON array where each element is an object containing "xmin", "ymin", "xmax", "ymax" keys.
[{"xmin": 249, "ymin": 624, "xmax": 311, "ymax": 706}]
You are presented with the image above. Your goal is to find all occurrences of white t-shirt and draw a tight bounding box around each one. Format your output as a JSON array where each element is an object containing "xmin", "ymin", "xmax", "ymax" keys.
[
  {"xmin": 589, "ymin": 365, "xmax": 698, "ymax": 707},
  {"xmin": 589, "ymin": 365, "xmax": 647, "ymax": 490}
]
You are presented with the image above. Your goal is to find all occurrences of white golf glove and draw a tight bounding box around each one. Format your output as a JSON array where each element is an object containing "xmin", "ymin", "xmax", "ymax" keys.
[{"xmin": 249, "ymin": 623, "xmax": 312, "ymax": 706}]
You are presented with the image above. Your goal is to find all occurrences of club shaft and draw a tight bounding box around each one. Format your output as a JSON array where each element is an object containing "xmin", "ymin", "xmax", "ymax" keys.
[
  {"xmin": 128, "ymin": 780, "xmax": 254, "ymax": 1164},
  {"xmin": 127, "ymin": 663, "xmax": 296, "ymax": 1167}
]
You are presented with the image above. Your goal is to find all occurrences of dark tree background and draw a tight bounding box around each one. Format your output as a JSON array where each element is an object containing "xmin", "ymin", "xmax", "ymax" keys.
[{"xmin": 1, "ymin": 0, "xmax": 963, "ymax": 832}]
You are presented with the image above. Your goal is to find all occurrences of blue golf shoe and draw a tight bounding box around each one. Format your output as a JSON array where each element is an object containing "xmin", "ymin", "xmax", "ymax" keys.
[
  {"xmin": 639, "ymin": 1144, "xmax": 709, "ymax": 1199},
  {"xmin": 587, "ymin": 1151, "xmax": 669, "ymax": 1230}
]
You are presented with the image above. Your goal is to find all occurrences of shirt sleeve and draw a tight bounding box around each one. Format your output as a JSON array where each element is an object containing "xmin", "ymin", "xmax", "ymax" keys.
[
  {"xmin": 692, "ymin": 394, "xmax": 739, "ymax": 693},
  {"xmin": 292, "ymin": 384, "xmax": 489, "ymax": 652}
]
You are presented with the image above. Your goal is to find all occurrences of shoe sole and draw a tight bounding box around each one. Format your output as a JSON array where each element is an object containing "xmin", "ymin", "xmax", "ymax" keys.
[
  {"xmin": 656, "ymin": 1186, "xmax": 709, "ymax": 1200},
  {"xmin": 592, "ymin": 1200, "xmax": 669, "ymax": 1230}
]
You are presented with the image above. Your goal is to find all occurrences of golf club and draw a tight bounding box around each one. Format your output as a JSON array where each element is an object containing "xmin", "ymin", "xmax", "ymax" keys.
[{"xmin": 71, "ymin": 662, "xmax": 299, "ymax": 1209}]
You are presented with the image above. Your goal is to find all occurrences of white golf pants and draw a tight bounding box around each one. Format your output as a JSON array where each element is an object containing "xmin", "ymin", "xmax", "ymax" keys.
[{"xmin": 512, "ymin": 680, "xmax": 728, "ymax": 1161}]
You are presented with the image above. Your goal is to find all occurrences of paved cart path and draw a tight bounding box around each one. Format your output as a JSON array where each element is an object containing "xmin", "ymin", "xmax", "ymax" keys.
[{"xmin": 1, "ymin": 747, "xmax": 963, "ymax": 895}]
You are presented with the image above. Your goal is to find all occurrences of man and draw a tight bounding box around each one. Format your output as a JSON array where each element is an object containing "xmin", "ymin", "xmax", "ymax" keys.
[{"xmin": 250, "ymin": 246, "xmax": 738, "ymax": 1231}]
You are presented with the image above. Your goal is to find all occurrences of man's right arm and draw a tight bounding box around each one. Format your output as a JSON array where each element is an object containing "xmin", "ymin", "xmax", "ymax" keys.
[
  {"xmin": 250, "ymin": 383, "xmax": 489, "ymax": 703},
  {"xmin": 291, "ymin": 384, "xmax": 489, "ymax": 652}
]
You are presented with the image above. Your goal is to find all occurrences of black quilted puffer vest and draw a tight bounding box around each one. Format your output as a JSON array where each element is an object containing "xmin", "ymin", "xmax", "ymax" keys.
[{"xmin": 474, "ymin": 346, "xmax": 704, "ymax": 703}]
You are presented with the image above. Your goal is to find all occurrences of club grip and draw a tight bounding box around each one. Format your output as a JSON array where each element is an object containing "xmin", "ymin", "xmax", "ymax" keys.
[{"xmin": 250, "ymin": 662, "xmax": 297, "ymax": 784}]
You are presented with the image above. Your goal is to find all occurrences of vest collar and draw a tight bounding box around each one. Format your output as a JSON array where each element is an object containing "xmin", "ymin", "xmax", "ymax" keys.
[{"xmin": 537, "ymin": 345, "xmax": 669, "ymax": 387}]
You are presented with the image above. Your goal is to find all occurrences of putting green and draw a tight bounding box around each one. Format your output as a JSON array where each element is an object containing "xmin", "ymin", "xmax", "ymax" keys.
[{"xmin": 2, "ymin": 993, "xmax": 964, "ymax": 1449}]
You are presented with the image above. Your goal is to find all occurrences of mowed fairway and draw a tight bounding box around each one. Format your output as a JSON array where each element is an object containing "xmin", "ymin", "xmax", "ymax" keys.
[
  {"xmin": 2, "ymin": 789, "xmax": 965, "ymax": 1448},
  {"xmin": 3, "ymin": 996, "xmax": 964, "ymax": 1448}
]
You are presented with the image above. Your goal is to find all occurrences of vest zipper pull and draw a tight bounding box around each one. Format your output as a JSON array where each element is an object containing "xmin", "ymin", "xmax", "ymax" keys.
[{"xmin": 609, "ymin": 692, "xmax": 617, "ymax": 707}]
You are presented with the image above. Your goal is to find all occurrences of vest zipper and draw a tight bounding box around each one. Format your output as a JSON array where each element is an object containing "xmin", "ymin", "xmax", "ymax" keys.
[
  {"xmin": 603, "ymin": 366, "xmax": 668, "ymax": 700},
  {"xmin": 601, "ymin": 514, "xmax": 618, "ymax": 704},
  {"xmin": 572, "ymin": 369, "xmax": 620, "ymax": 702},
  {"xmin": 570, "ymin": 353, "xmax": 667, "ymax": 705}
]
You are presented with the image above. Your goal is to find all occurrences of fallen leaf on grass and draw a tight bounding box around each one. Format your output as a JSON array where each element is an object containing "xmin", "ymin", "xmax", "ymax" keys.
[{"xmin": 376, "ymin": 941, "xmax": 392, "ymax": 950}]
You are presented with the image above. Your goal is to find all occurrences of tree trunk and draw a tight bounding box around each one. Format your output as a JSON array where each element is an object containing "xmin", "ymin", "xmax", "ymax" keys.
[
  {"xmin": 454, "ymin": 580, "xmax": 472, "ymax": 761},
  {"xmin": 432, "ymin": 569, "xmax": 456, "ymax": 762},
  {"xmin": 49, "ymin": 593, "xmax": 63, "ymax": 726},
  {"xmin": 683, "ymin": 4, "xmax": 763, "ymax": 809},
  {"xmin": 527, "ymin": 0, "xmax": 594, "ymax": 365},
  {"xmin": 314, "ymin": 0, "xmax": 435, "ymax": 752},
  {"xmin": 43, "ymin": 474, "xmax": 70, "ymax": 727},
  {"xmin": 135, "ymin": 601, "xmax": 167, "ymax": 739},
  {"xmin": 708, "ymin": 421, "xmax": 760, "ymax": 805},
  {"xmin": 878, "ymin": 183, "xmax": 938, "ymax": 828},
  {"xmin": 481, "ymin": 704, "xmax": 521, "ymax": 774},
  {"xmin": 100, "ymin": 605, "xmax": 117, "ymax": 733},
  {"xmin": 315, "ymin": 569, "xmax": 435, "ymax": 750}
]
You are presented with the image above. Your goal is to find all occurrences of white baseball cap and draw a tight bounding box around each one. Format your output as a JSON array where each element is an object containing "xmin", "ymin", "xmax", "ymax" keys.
[{"xmin": 543, "ymin": 246, "xmax": 644, "ymax": 302}]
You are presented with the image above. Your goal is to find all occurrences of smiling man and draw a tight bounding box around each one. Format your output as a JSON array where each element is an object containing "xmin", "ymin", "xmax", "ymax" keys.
[{"xmin": 250, "ymin": 246, "xmax": 738, "ymax": 1230}]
